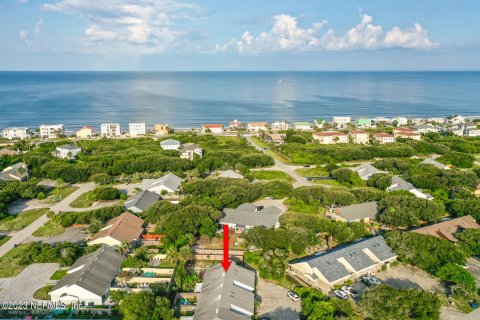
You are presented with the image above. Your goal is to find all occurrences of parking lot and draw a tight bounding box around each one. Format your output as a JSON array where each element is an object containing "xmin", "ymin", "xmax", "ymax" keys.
[
  {"xmin": 0, "ymin": 263, "xmax": 58, "ymax": 302},
  {"xmin": 256, "ymin": 278, "xmax": 301, "ymax": 320},
  {"xmin": 375, "ymin": 263, "xmax": 445, "ymax": 293}
]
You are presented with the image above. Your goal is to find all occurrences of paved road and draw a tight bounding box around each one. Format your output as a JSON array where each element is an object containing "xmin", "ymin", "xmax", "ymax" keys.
[
  {"xmin": 441, "ymin": 307, "xmax": 480, "ymax": 320},
  {"xmin": 245, "ymin": 135, "xmax": 316, "ymax": 188},
  {"xmin": 256, "ymin": 278, "xmax": 301, "ymax": 320},
  {"xmin": 0, "ymin": 183, "xmax": 97, "ymax": 259}
]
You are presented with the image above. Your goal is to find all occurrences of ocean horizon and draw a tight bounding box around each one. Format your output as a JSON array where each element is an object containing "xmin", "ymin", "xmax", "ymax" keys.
[{"xmin": 1, "ymin": 71, "xmax": 479, "ymax": 130}]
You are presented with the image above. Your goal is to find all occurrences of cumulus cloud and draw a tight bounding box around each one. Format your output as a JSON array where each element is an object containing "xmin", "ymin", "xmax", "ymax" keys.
[
  {"xmin": 43, "ymin": 0, "xmax": 203, "ymax": 53},
  {"xmin": 19, "ymin": 19, "xmax": 43, "ymax": 44},
  {"xmin": 226, "ymin": 13, "xmax": 435, "ymax": 53}
]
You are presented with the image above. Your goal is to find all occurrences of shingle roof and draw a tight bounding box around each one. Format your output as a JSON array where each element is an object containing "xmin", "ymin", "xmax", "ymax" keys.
[
  {"xmin": 351, "ymin": 163, "xmax": 381, "ymax": 180},
  {"xmin": 124, "ymin": 190, "xmax": 161, "ymax": 212},
  {"xmin": 144, "ymin": 172, "xmax": 182, "ymax": 191},
  {"xmin": 193, "ymin": 263, "xmax": 255, "ymax": 320},
  {"xmin": 160, "ymin": 139, "xmax": 181, "ymax": 146},
  {"xmin": 333, "ymin": 201, "xmax": 378, "ymax": 222},
  {"xmin": 387, "ymin": 176, "xmax": 415, "ymax": 191},
  {"xmin": 88, "ymin": 212, "xmax": 144, "ymax": 244},
  {"xmin": 50, "ymin": 247, "xmax": 125, "ymax": 297},
  {"xmin": 293, "ymin": 236, "xmax": 396, "ymax": 283},
  {"xmin": 220, "ymin": 203, "xmax": 283, "ymax": 228},
  {"xmin": 0, "ymin": 162, "xmax": 28, "ymax": 181},
  {"xmin": 412, "ymin": 215, "xmax": 480, "ymax": 242}
]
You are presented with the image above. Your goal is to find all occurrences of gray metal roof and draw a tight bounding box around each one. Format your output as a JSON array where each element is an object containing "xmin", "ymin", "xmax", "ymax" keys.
[
  {"xmin": 351, "ymin": 163, "xmax": 381, "ymax": 180},
  {"xmin": 124, "ymin": 190, "xmax": 160, "ymax": 212},
  {"xmin": 220, "ymin": 203, "xmax": 282, "ymax": 228},
  {"xmin": 387, "ymin": 176, "xmax": 415, "ymax": 192},
  {"xmin": 293, "ymin": 236, "xmax": 396, "ymax": 283},
  {"xmin": 144, "ymin": 172, "xmax": 182, "ymax": 191},
  {"xmin": 50, "ymin": 247, "xmax": 125, "ymax": 297},
  {"xmin": 160, "ymin": 139, "xmax": 181, "ymax": 146},
  {"xmin": 193, "ymin": 263, "xmax": 255, "ymax": 320},
  {"xmin": 420, "ymin": 158, "xmax": 448, "ymax": 170},
  {"xmin": 0, "ymin": 162, "xmax": 28, "ymax": 181},
  {"xmin": 333, "ymin": 201, "xmax": 378, "ymax": 222}
]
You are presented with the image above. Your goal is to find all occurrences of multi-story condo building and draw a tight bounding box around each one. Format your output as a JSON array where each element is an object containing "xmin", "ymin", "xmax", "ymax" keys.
[
  {"xmin": 271, "ymin": 121, "xmax": 290, "ymax": 131},
  {"xmin": 349, "ymin": 130, "xmax": 369, "ymax": 144},
  {"xmin": 101, "ymin": 123, "xmax": 121, "ymax": 137},
  {"xmin": 313, "ymin": 131, "xmax": 349, "ymax": 144},
  {"xmin": 128, "ymin": 123, "xmax": 146, "ymax": 136},
  {"xmin": 39, "ymin": 124, "xmax": 64, "ymax": 139},
  {"xmin": 373, "ymin": 133, "xmax": 396, "ymax": 144},
  {"xmin": 2, "ymin": 127, "xmax": 28, "ymax": 140},
  {"xmin": 392, "ymin": 117, "xmax": 408, "ymax": 126},
  {"xmin": 332, "ymin": 116, "xmax": 351, "ymax": 128}
]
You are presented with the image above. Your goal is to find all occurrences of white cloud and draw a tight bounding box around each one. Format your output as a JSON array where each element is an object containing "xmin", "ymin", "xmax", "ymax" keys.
[
  {"xmin": 227, "ymin": 13, "xmax": 436, "ymax": 53},
  {"xmin": 19, "ymin": 30, "xmax": 29, "ymax": 43},
  {"xmin": 19, "ymin": 19, "xmax": 44, "ymax": 44},
  {"xmin": 43, "ymin": 0, "xmax": 203, "ymax": 53}
]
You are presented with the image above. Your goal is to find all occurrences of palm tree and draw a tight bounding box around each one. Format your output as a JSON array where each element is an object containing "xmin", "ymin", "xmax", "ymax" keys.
[
  {"xmin": 119, "ymin": 241, "xmax": 131, "ymax": 256},
  {"xmin": 165, "ymin": 246, "xmax": 179, "ymax": 263},
  {"xmin": 178, "ymin": 246, "xmax": 193, "ymax": 262},
  {"xmin": 184, "ymin": 233, "xmax": 196, "ymax": 247}
]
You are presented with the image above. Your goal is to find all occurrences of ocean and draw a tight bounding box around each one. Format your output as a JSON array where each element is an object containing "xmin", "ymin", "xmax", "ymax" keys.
[{"xmin": 0, "ymin": 71, "xmax": 479, "ymax": 130}]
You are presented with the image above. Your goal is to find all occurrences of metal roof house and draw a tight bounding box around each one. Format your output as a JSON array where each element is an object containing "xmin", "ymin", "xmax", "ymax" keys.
[
  {"xmin": 329, "ymin": 201, "xmax": 378, "ymax": 223},
  {"xmin": 53, "ymin": 144, "xmax": 82, "ymax": 159},
  {"xmin": 0, "ymin": 162, "xmax": 28, "ymax": 181},
  {"xmin": 193, "ymin": 263, "xmax": 255, "ymax": 320},
  {"xmin": 143, "ymin": 172, "xmax": 183, "ymax": 195},
  {"xmin": 219, "ymin": 203, "xmax": 283, "ymax": 233},
  {"xmin": 160, "ymin": 139, "xmax": 181, "ymax": 150},
  {"xmin": 49, "ymin": 247, "xmax": 125, "ymax": 306},
  {"xmin": 124, "ymin": 190, "xmax": 161, "ymax": 213},
  {"xmin": 420, "ymin": 158, "xmax": 450, "ymax": 170},
  {"xmin": 351, "ymin": 163, "xmax": 383, "ymax": 180},
  {"xmin": 288, "ymin": 236, "xmax": 396, "ymax": 292},
  {"xmin": 387, "ymin": 176, "xmax": 434, "ymax": 200}
]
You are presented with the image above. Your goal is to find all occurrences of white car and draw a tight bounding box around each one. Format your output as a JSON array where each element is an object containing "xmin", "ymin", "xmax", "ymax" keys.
[
  {"xmin": 341, "ymin": 286, "xmax": 359, "ymax": 297},
  {"xmin": 363, "ymin": 276, "xmax": 381, "ymax": 286},
  {"xmin": 287, "ymin": 291, "xmax": 300, "ymax": 302},
  {"xmin": 333, "ymin": 289, "xmax": 348, "ymax": 300}
]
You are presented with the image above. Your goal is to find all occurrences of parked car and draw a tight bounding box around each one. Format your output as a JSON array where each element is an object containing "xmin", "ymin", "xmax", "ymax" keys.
[
  {"xmin": 287, "ymin": 291, "xmax": 300, "ymax": 302},
  {"xmin": 333, "ymin": 289, "xmax": 348, "ymax": 300},
  {"xmin": 362, "ymin": 276, "xmax": 381, "ymax": 286},
  {"xmin": 341, "ymin": 286, "xmax": 359, "ymax": 297},
  {"xmin": 303, "ymin": 164, "xmax": 311, "ymax": 168}
]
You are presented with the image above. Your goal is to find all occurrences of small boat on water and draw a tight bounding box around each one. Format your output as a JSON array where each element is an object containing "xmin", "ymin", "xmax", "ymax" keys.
[{"xmin": 278, "ymin": 79, "xmax": 283, "ymax": 84}]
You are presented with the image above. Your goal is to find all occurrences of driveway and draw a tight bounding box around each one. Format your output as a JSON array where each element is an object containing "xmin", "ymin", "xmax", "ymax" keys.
[
  {"xmin": 0, "ymin": 263, "xmax": 58, "ymax": 302},
  {"xmin": 245, "ymin": 135, "xmax": 315, "ymax": 188},
  {"xmin": 466, "ymin": 257, "xmax": 480, "ymax": 287},
  {"xmin": 27, "ymin": 227, "xmax": 87, "ymax": 244},
  {"xmin": 441, "ymin": 307, "xmax": 480, "ymax": 320},
  {"xmin": 375, "ymin": 263, "xmax": 445, "ymax": 294},
  {"xmin": 256, "ymin": 278, "xmax": 301, "ymax": 320}
]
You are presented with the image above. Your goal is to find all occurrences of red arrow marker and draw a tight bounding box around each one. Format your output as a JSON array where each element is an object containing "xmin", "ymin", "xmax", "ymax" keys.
[{"xmin": 221, "ymin": 224, "xmax": 232, "ymax": 271}]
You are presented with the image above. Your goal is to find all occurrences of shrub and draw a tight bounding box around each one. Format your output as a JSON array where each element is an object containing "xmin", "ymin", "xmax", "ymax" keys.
[{"xmin": 37, "ymin": 192, "xmax": 46, "ymax": 200}]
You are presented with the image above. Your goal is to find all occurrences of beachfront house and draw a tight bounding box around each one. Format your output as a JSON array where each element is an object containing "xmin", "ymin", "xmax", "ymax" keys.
[
  {"xmin": 392, "ymin": 117, "xmax": 408, "ymax": 126},
  {"xmin": 143, "ymin": 172, "xmax": 182, "ymax": 195},
  {"xmin": 76, "ymin": 126, "xmax": 93, "ymax": 138},
  {"xmin": 202, "ymin": 124, "xmax": 224, "ymax": 134},
  {"xmin": 333, "ymin": 116, "xmax": 351, "ymax": 128},
  {"xmin": 387, "ymin": 176, "xmax": 433, "ymax": 200},
  {"xmin": 314, "ymin": 118, "xmax": 327, "ymax": 128},
  {"xmin": 219, "ymin": 203, "xmax": 283, "ymax": 233},
  {"xmin": 88, "ymin": 212, "xmax": 145, "ymax": 247},
  {"xmin": 193, "ymin": 263, "xmax": 255, "ymax": 320},
  {"xmin": 128, "ymin": 123, "xmax": 146, "ymax": 136},
  {"xmin": 373, "ymin": 133, "xmax": 396, "ymax": 144},
  {"xmin": 356, "ymin": 118, "xmax": 374, "ymax": 128},
  {"xmin": 160, "ymin": 139, "xmax": 181, "ymax": 150},
  {"xmin": 351, "ymin": 163, "xmax": 382, "ymax": 180},
  {"xmin": 53, "ymin": 144, "xmax": 82, "ymax": 159},
  {"xmin": 180, "ymin": 143, "xmax": 203, "ymax": 160},
  {"xmin": 154, "ymin": 124, "xmax": 171, "ymax": 135},
  {"xmin": 124, "ymin": 190, "xmax": 161, "ymax": 213},
  {"xmin": 101, "ymin": 123, "xmax": 121, "ymax": 137},
  {"xmin": 0, "ymin": 162, "xmax": 28, "ymax": 181},
  {"xmin": 349, "ymin": 130, "xmax": 369, "ymax": 144},
  {"xmin": 313, "ymin": 131, "xmax": 349, "ymax": 144},
  {"xmin": 329, "ymin": 202, "xmax": 378, "ymax": 223},
  {"xmin": 271, "ymin": 121, "xmax": 290, "ymax": 131},
  {"xmin": 247, "ymin": 122, "xmax": 269, "ymax": 132},
  {"xmin": 466, "ymin": 128, "xmax": 480, "ymax": 137},
  {"xmin": 2, "ymin": 127, "xmax": 28, "ymax": 140},
  {"xmin": 447, "ymin": 115, "xmax": 465, "ymax": 124},
  {"xmin": 229, "ymin": 119, "xmax": 242, "ymax": 129},
  {"xmin": 40, "ymin": 124, "xmax": 64, "ymax": 139},
  {"xmin": 288, "ymin": 236, "xmax": 396, "ymax": 293},
  {"xmin": 49, "ymin": 247, "xmax": 125, "ymax": 306},
  {"xmin": 293, "ymin": 122, "xmax": 311, "ymax": 131},
  {"xmin": 412, "ymin": 215, "xmax": 480, "ymax": 243}
]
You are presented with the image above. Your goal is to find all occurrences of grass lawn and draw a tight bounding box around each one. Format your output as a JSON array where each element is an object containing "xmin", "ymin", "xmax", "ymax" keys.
[
  {"xmin": 314, "ymin": 179, "xmax": 341, "ymax": 187},
  {"xmin": 69, "ymin": 191, "xmax": 94, "ymax": 208},
  {"xmin": 0, "ymin": 235, "xmax": 12, "ymax": 246},
  {"xmin": 0, "ymin": 208, "xmax": 49, "ymax": 232},
  {"xmin": 251, "ymin": 137, "xmax": 291, "ymax": 164},
  {"xmin": 50, "ymin": 269, "xmax": 67, "ymax": 280},
  {"xmin": 33, "ymin": 285, "xmax": 54, "ymax": 300},
  {"xmin": 32, "ymin": 220, "xmax": 65, "ymax": 237},
  {"xmin": 0, "ymin": 244, "xmax": 31, "ymax": 277},
  {"xmin": 41, "ymin": 186, "xmax": 79, "ymax": 204},
  {"xmin": 250, "ymin": 170, "xmax": 294, "ymax": 182},
  {"xmin": 295, "ymin": 166, "xmax": 329, "ymax": 177}
]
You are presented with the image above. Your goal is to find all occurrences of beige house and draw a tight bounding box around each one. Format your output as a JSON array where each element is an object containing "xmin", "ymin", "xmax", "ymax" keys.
[
  {"xmin": 288, "ymin": 236, "xmax": 396, "ymax": 292},
  {"xmin": 76, "ymin": 126, "xmax": 93, "ymax": 138},
  {"xmin": 202, "ymin": 124, "xmax": 224, "ymax": 134},
  {"xmin": 88, "ymin": 212, "xmax": 144, "ymax": 247},
  {"xmin": 313, "ymin": 131, "xmax": 349, "ymax": 144},
  {"xmin": 154, "ymin": 124, "xmax": 171, "ymax": 135},
  {"xmin": 271, "ymin": 121, "xmax": 290, "ymax": 131},
  {"xmin": 373, "ymin": 133, "xmax": 396, "ymax": 144},
  {"xmin": 247, "ymin": 122, "xmax": 268, "ymax": 132},
  {"xmin": 349, "ymin": 130, "xmax": 369, "ymax": 144}
]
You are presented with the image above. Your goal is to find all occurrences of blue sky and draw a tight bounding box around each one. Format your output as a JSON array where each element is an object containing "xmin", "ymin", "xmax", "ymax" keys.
[{"xmin": 1, "ymin": 0, "xmax": 479, "ymax": 71}]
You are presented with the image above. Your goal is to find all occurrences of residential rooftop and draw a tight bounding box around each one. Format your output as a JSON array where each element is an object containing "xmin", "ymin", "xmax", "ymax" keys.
[{"xmin": 412, "ymin": 215, "xmax": 480, "ymax": 242}]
